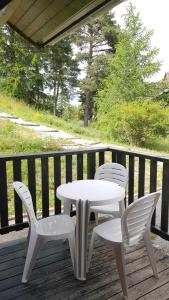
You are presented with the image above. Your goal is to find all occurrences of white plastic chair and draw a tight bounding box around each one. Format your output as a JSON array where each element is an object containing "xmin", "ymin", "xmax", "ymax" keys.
[
  {"xmin": 88, "ymin": 192, "xmax": 160, "ymax": 300},
  {"xmin": 13, "ymin": 181, "xmax": 76, "ymax": 283},
  {"xmin": 90, "ymin": 163, "xmax": 128, "ymax": 224}
]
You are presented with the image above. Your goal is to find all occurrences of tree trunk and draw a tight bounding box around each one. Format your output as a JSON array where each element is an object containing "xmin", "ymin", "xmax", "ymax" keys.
[
  {"xmin": 84, "ymin": 28, "xmax": 93, "ymax": 127},
  {"xmin": 84, "ymin": 91, "xmax": 90, "ymax": 127},
  {"xmin": 53, "ymin": 79, "xmax": 60, "ymax": 116}
]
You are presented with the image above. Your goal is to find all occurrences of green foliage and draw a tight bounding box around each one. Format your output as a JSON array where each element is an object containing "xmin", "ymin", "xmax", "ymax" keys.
[
  {"xmin": 96, "ymin": 3, "xmax": 161, "ymax": 114},
  {"xmin": 97, "ymin": 100, "xmax": 169, "ymax": 146},
  {"xmin": 61, "ymin": 105, "xmax": 81, "ymax": 121},
  {"xmin": 0, "ymin": 26, "xmax": 45, "ymax": 104},
  {"xmin": 0, "ymin": 26, "xmax": 78, "ymax": 113},
  {"xmin": 44, "ymin": 39, "xmax": 79, "ymax": 115},
  {"xmin": 73, "ymin": 12, "xmax": 118, "ymax": 125}
]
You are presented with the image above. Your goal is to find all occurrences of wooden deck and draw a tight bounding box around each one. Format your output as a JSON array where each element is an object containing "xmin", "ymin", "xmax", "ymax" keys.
[{"xmin": 0, "ymin": 236, "xmax": 169, "ymax": 300}]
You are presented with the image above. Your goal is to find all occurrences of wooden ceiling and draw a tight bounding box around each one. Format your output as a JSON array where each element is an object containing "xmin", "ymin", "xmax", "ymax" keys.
[{"xmin": 0, "ymin": 0, "xmax": 124, "ymax": 46}]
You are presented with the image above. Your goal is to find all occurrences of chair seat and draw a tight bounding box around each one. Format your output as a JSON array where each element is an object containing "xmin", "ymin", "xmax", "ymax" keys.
[
  {"xmin": 90, "ymin": 204, "xmax": 119, "ymax": 214},
  {"xmin": 94, "ymin": 218, "xmax": 122, "ymax": 243},
  {"xmin": 37, "ymin": 214, "xmax": 75, "ymax": 236}
]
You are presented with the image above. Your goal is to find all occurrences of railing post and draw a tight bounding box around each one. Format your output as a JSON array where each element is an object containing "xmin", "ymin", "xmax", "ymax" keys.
[
  {"xmin": 161, "ymin": 161, "xmax": 169, "ymax": 232},
  {"xmin": 99, "ymin": 151, "xmax": 105, "ymax": 166},
  {"xmin": 87, "ymin": 152, "xmax": 96, "ymax": 179},
  {"xmin": 150, "ymin": 160, "xmax": 157, "ymax": 226},
  {"xmin": 54, "ymin": 156, "xmax": 61, "ymax": 214},
  {"xmin": 111, "ymin": 150, "xmax": 117, "ymax": 163},
  {"xmin": 41, "ymin": 157, "xmax": 49, "ymax": 217},
  {"xmin": 13, "ymin": 159, "xmax": 23, "ymax": 225},
  {"xmin": 66, "ymin": 155, "xmax": 72, "ymax": 183},
  {"xmin": 28, "ymin": 158, "xmax": 36, "ymax": 215},
  {"xmin": 116, "ymin": 152, "xmax": 126, "ymax": 166},
  {"xmin": 0, "ymin": 160, "xmax": 8, "ymax": 229},
  {"xmin": 77, "ymin": 154, "xmax": 83, "ymax": 180},
  {"xmin": 138, "ymin": 157, "xmax": 145, "ymax": 198},
  {"xmin": 128, "ymin": 155, "xmax": 135, "ymax": 205},
  {"xmin": 87, "ymin": 152, "xmax": 96, "ymax": 221}
]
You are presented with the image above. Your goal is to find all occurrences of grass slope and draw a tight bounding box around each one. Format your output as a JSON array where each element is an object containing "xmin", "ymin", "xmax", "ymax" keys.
[
  {"xmin": 0, "ymin": 94, "xmax": 169, "ymax": 156},
  {"xmin": 0, "ymin": 120, "xmax": 63, "ymax": 155}
]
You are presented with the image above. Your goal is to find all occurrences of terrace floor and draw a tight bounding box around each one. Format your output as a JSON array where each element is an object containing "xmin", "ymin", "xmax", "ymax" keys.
[{"xmin": 0, "ymin": 231, "xmax": 169, "ymax": 300}]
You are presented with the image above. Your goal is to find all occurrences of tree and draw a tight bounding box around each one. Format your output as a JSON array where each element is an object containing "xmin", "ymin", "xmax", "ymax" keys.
[
  {"xmin": 0, "ymin": 25, "xmax": 45, "ymax": 105},
  {"xmin": 0, "ymin": 27, "xmax": 78, "ymax": 114},
  {"xmin": 73, "ymin": 12, "xmax": 118, "ymax": 126},
  {"xmin": 44, "ymin": 39, "xmax": 78, "ymax": 116},
  {"xmin": 97, "ymin": 3, "xmax": 161, "ymax": 117}
]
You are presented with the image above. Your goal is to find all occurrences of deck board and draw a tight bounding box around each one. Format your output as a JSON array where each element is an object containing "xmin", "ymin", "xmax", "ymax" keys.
[{"xmin": 0, "ymin": 237, "xmax": 168, "ymax": 300}]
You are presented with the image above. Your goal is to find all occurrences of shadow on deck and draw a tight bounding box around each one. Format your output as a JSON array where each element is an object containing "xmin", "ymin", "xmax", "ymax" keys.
[{"xmin": 0, "ymin": 235, "xmax": 169, "ymax": 300}]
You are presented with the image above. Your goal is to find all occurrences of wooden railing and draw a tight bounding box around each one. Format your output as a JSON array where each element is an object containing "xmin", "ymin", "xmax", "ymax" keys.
[
  {"xmin": 109, "ymin": 147, "xmax": 169, "ymax": 240},
  {"xmin": 0, "ymin": 146, "xmax": 169, "ymax": 240}
]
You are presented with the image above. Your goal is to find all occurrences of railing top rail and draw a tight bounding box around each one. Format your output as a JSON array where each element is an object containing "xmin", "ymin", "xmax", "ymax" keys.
[
  {"xmin": 0, "ymin": 146, "xmax": 169, "ymax": 162},
  {"xmin": 108, "ymin": 146, "xmax": 169, "ymax": 163},
  {"xmin": 0, "ymin": 147, "xmax": 109, "ymax": 161}
]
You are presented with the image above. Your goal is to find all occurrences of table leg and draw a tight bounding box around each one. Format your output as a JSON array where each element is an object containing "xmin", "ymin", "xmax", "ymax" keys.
[
  {"xmin": 75, "ymin": 199, "xmax": 89, "ymax": 280},
  {"xmin": 63, "ymin": 200, "xmax": 71, "ymax": 215}
]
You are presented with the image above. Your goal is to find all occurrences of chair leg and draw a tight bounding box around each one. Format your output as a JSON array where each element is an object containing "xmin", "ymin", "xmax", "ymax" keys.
[
  {"xmin": 68, "ymin": 233, "xmax": 76, "ymax": 272},
  {"xmin": 114, "ymin": 243, "xmax": 128, "ymax": 299},
  {"xmin": 143, "ymin": 230, "xmax": 159, "ymax": 279},
  {"xmin": 24, "ymin": 227, "xmax": 30, "ymax": 258},
  {"xmin": 22, "ymin": 234, "xmax": 44, "ymax": 283},
  {"xmin": 87, "ymin": 231, "xmax": 96, "ymax": 272},
  {"xmin": 95, "ymin": 212, "xmax": 99, "ymax": 225},
  {"xmin": 119, "ymin": 200, "xmax": 125, "ymax": 216}
]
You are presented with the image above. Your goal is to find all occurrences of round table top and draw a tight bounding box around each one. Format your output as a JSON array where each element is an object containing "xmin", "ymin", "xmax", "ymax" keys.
[{"xmin": 56, "ymin": 180, "xmax": 125, "ymax": 206}]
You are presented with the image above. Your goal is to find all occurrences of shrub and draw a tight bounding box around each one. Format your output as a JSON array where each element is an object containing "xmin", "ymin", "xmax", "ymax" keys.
[{"xmin": 97, "ymin": 100, "xmax": 169, "ymax": 146}]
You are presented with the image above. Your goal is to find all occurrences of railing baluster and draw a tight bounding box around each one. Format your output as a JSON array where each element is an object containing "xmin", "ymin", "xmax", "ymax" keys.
[
  {"xmin": 117, "ymin": 152, "xmax": 126, "ymax": 166},
  {"xmin": 161, "ymin": 161, "xmax": 169, "ymax": 232},
  {"xmin": 77, "ymin": 154, "xmax": 83, "ymax": 180},
  {"xmin": 66, "ymin": 155, "xmax": 72, "ymax": 183},
  {"xmin": 28, "ymin": 158, "xmax": 36, "ymax": 215},
  {"xmin": 150, "ymin": 160, "xmax": 157, "ymax": 226},
  {"xmin": 128, "ymin": 155, "xmax": 135, "ymax": 205},
  {"xmin": 13, "ymin": 159, "xmax": 23, "ymax": 224},
  {"xmin": 0, "ymin": 160, "xmax": 8, "ymax": 228},
  {"xmin": 87, "ymin": 152, "xmax": 96, "ymax": 220},
  {"xmin": 99, "ymin": 151, "xmax": 105, "ymax": 166},
  {"xmin": 138, "ymin": 157, "xmax": 145, "ymax": 198},
  {"xmin": 112, "ymin": 151, "xmax": 117, "ymax": 163},
  {"xmin": 41, "ymin": 157, "xmax": 49, "ymax": 217},
  {"xmin": 54, "ymin": 156, "xmax": 61, "ymax": 214},
  {"xmin": 87, "ymin": 152, "xmax": 96, "ymax": 179}
]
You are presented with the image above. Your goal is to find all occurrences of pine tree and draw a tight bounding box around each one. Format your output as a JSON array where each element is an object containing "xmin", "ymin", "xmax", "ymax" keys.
[
  {"xmin": 73, "ymin": 12, "xmax": 118, "ymax": 126},
  {"xmin": 97, "ymin": 3, "xmax": 161, "ymax": 116}
]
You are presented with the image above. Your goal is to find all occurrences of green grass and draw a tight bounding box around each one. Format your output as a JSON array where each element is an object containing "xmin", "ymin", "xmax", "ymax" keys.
[
  {"xmin": 0, "ymin": 94, "xmax": 166, "ymax": 219},
  {"xmin": 0, "ymin": 119, "xmax": 64, "ymax": 155},
  {"xmin": 0, "ymin": 120, "xmax": 67, "ymax": 215},
  {"xmin": 0, "ymin": 94, "xmax": 119, "ymax": 145},
  {"xmin": 1, "ymin": 94, "xmax": 169, "ymax": 157}
]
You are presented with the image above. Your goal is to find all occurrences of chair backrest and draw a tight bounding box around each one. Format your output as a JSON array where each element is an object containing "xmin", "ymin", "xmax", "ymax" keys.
[
  {"xmin": 13, "ymin": 181, "xmax": 37, "ymax": 228},
  {"xmin": 94, "ymin": 163, "xmax": 128, "ymax": 188},
  {"xmin": 121, "ymin": 192, "xmax": 161, "ymax": 245}
]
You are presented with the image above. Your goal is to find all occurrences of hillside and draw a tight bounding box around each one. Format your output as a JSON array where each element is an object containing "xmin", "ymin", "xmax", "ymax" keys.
[{"xmin": 1, "ymin": 95, "xmax": 169, "ymax": 157}]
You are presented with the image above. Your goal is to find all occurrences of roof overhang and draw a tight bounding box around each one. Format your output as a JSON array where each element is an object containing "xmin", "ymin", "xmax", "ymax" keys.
[{"xmin": 0, "ymin": 0, "xmax": 124, "ymax": 47}]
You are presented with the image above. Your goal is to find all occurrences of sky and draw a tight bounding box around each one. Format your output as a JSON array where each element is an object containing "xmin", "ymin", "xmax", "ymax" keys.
[{"xmin": 112, "ymin": 0, "xmax": 169, "ymax": 82}]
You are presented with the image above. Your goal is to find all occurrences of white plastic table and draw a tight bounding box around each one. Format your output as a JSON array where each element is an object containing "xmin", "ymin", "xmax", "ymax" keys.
[{"xmin": 56, "ymin": 179, "xmax": 125, "ymax": 280}]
